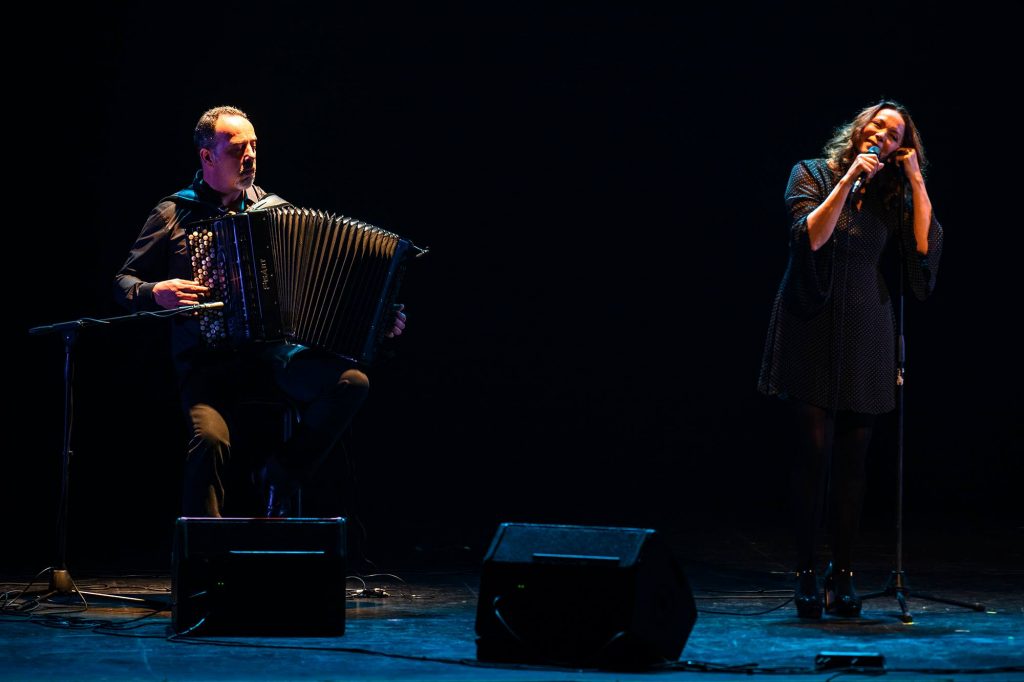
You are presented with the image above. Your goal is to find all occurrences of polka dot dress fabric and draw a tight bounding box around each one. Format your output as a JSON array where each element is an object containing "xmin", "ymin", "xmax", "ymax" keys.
[{"xmin": 758, "ymin": 159, "xmax": 943, "ymax": 415}]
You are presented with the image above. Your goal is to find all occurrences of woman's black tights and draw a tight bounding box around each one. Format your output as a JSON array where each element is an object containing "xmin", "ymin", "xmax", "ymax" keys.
[{"xmin": 791, "ymin": 400, "xmax": 875, "ymax": 571}]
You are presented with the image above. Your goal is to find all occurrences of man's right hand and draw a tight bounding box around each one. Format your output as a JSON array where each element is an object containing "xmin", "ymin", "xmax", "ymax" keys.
[{"xmin": 152, "ymin": 279, "xmax": 209, "ymax": 309}]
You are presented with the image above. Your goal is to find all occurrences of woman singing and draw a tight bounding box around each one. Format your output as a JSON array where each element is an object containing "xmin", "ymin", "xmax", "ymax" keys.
[{"xmin": 758, "ymin": 100, "xmax": 943, "ymax": 618}]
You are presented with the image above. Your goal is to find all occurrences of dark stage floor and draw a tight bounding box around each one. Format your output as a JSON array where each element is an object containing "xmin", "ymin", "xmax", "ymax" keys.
[{"xmin": 2, "ymin": 523, "xmax": 1022, "ymax": 681}]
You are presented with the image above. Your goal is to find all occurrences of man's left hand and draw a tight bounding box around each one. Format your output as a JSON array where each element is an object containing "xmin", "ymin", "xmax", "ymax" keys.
[{"xmin": 386, "ymin": 303, "xmax": 406, "ymax": 338}]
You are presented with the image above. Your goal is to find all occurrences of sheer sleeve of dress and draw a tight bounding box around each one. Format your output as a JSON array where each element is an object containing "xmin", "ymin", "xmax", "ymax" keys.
[
  {"xmin": 898, "ymin": 195, "xmax": 943, "ymax": 300},
  {"xmin": 782, "ymin": 160, "xmax": 835, "ymax": 317}
]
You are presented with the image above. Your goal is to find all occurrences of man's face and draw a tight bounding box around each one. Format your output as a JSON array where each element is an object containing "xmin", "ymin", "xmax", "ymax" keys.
[{"xmin": 200, "ymin": 114, "xmax": 257, "ymax": 197}]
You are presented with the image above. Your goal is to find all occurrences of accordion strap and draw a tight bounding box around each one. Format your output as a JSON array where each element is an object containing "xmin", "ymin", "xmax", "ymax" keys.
[
  {"xmin": 247, "ymin": 193, "xmax": 291, "ymax": 211},
  {"xmin": 164, "ymin": 173, "xmax": 286, "ymax": 212}
]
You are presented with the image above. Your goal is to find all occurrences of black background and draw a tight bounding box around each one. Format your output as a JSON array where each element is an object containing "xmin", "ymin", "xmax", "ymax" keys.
[{"xmin": 8, "ymin": 3, "xmax": 1021, "ymax": 572}]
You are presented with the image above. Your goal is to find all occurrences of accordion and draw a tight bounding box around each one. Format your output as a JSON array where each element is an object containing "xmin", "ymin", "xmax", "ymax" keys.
[{"xmin": 184, "ymin": 204, "xmax": 413, "ymax": 364}]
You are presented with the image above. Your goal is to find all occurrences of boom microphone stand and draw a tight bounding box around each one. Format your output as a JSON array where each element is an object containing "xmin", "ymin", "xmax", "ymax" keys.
[
  {"xmin": 10, "ymin": 302, "xmax": 224, "ymax": 611},
  {"xmin": 859, "ymin": 169, "xmax": 986, "ymax": 623}
]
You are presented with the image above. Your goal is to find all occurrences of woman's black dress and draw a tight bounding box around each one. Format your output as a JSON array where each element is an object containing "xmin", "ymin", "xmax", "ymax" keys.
[{"xmin": 758, "ymin": 158, "xmax": 943, "ymax": 415}]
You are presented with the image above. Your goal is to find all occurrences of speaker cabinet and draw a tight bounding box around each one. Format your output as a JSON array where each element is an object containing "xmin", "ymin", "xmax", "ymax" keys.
[
  {"xmin": 171, "ymin": 517, "xmax": 347, "ymax": 635},
  {"xmin": 475, "ymin": 523, "xmax": 696, "ymax": 669}
]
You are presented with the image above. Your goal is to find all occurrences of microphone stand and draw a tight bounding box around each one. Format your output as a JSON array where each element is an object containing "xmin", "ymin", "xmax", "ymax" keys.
[
  {"xmin": 8, "ymin": 303, "xmax": 223, "ymax": 612},
  {"xmin": 858, "ymin": 170, "xmax": 986, "ymax": 623}
]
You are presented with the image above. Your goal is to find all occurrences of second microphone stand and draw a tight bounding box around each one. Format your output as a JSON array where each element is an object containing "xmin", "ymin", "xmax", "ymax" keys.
[
  {"xmin": 858, "ymin": 170, "xmax": 986, "ymax": 623},
  {"xmin": 9, "ymin": 303, "xmax": 223, "ymax": 612}
]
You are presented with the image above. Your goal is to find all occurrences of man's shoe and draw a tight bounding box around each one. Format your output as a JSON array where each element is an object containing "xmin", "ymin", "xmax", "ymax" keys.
[
  {"xmin": 264, "ymin": 482, "xmax": 293, "ymax": 517},
  {"xmin": 254, "ymin": 461, "xmax": 296, "ymax": 517}
]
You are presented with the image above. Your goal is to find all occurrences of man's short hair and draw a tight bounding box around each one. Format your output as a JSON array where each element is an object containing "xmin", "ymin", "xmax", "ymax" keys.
[{"xmin": 194, "ymin": 106, "xmax": 249, "ymax": 152}]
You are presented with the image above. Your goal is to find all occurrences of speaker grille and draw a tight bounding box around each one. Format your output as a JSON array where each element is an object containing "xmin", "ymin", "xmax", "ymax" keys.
[
  {"xmin": 476, "ymin": 522, "xmax": 696, "ymax": 669},
  {"xmin": 171, "ymin": 517, "xmax": 347, "ymax": 635}
]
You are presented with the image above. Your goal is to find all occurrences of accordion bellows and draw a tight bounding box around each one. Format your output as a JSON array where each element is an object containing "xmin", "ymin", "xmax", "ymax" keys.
[{"xmin": 185, "ymin": 205, "xmax": 411, "ymax": 364}]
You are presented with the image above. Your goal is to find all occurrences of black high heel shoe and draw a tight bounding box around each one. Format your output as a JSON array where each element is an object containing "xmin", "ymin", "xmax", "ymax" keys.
[
  {"xmin": 823, "ymin": 563, "xmax": 862, "ymax": 617},
  {"xmin": 794, "ymin": 569, "xmax": 822, "ymax": 619}
]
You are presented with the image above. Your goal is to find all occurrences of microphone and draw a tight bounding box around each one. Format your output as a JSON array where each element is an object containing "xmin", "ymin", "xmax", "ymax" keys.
[{"xmin": 851, "ymin": 145, "xmax": 881, "ymax": 195}]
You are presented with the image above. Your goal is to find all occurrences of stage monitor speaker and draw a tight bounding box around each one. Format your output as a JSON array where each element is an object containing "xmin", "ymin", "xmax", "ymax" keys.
[
  {"xmin": 171, "ymin": 517, "xmax": 347, "ymax": 635},
  {"xmin": 475, "ymin": 522, "xmax": 697, "ymax": 670}
]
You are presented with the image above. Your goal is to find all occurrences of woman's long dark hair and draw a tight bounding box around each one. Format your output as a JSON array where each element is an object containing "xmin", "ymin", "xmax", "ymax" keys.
[
  {"xmin": 823, "ymin": 100, "xmax": 927, "ymax": 209},
  {"xmin": 824, "ymin": 100, "xmax": 927, "ymax": 172}
]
